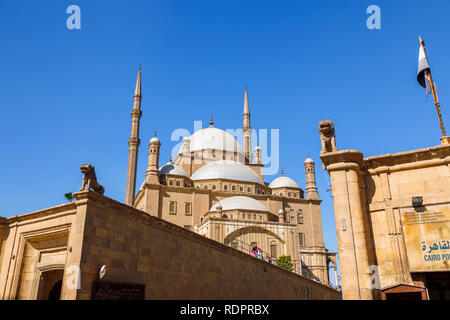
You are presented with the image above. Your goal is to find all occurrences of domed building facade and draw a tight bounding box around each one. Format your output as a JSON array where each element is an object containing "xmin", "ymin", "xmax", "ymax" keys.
[{"xmin": 129, "ymin": 85, "xmax": 335, "ymax": 284}]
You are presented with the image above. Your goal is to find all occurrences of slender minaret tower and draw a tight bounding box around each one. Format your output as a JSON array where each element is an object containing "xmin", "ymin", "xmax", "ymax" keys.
[
  {"xmin": 145, "ymin": 133, "xmax": 161, "ymax": 184},
  {"xmin": 125, "ymin": 66, "xmax": 142, "ymax": 206},
  {"xmin": 304, "ymin": 154, "xmax": 319, "ymax": 200},
  {"xmin": 243, "ymin": 84, "xmax": 252, "ymax": 164},
  {"xmin": 254, "ymin": 146, "xmax": 262, "ymax": 164}
]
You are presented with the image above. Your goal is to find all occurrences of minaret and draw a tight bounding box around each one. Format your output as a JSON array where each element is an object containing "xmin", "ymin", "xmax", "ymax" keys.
[
  {"xmin": 125, "ymin": 66, "xmax": 142, "ymax": 206},
  {"xmin": 243, "ymin": 84, "xmax": 252, "ymax": 164},
  {"xmin": 254, "ymin": 146, "xmax": 262, "ymax": 164},
  {"xmin": 278, "ymin": 208, "xmax": 285, "ymax": 223},
  {"xmin": 145, "ymin": 133, "xmax": 161, "ymax": 184},
  {"xmin": 181, "ymin": 136, "xmax": 191, "ymax": 161},
  {"xmin": 304, "ymin": 154, "xmax": 319, "ymax": 200}
]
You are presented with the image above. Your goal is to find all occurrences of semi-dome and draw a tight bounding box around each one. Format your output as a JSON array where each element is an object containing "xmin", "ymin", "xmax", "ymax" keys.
[
  {"xmin": 159, "ymin": 162, "xmax": 188, "ymax": 177},
  {"xmin": 177, "ymin": 127, "xmax": 244, "ymax": 155},
  {"xmin": 191, "ymin": 160, "xmax": 264, "ymax": 185},
  {"xmin": 210, "ymin": 196, "xmax": 269, "ymax": 212},
  {"xmin": 269, "ymin": 176, "xmax": 300, "ymax": 189}
]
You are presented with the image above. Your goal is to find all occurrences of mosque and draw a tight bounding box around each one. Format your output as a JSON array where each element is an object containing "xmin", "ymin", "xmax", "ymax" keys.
[
  {"xmin": 126, "ymin": 68, "xmax": 336, "ymax": 284},
  {"xmin": 0, "ymin": 68, "xmax": 341, "ymax": 300}
]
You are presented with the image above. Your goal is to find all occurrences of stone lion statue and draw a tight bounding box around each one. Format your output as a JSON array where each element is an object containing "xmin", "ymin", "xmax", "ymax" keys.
[
  {"xmin": 319, "ymin": 120, "xmax": 338, "ymax": 154},
  {"xmin": 80, "ymin": 164, "xmax": 105, "ymax": 194}
]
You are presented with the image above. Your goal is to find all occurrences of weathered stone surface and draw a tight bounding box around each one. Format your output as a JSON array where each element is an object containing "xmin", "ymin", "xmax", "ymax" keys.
[
  {"xmin": 321, "ymin": 126, "xmax": 450, "ymax": 300},
  {"xmin": 0, "ymin": 191, "xmax": 341, "ymax": 300}
]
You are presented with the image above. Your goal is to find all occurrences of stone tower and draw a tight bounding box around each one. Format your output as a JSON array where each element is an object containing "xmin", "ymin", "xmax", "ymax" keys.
[
  {"xmin": 254, "ymin": 146, "xmax": 262, "ymax": 164},
  {"xmin": 125, "ymin": 66, "xmax": 142, "ymax": 206},
  {"xmin": 145, "ymin": 134, "xmax": 161, "ymax": 184},
  {"xmin": 304, "ymin": 155, "xmax": 319, "ymax": 200},
  {"xmin": 243, "ymin": 84, "xmax": 252, "ymax": 164}
]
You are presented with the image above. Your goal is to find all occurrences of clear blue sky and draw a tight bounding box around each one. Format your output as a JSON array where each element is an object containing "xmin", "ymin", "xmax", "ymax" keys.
[{"xmin": 1, "ymin": 1, "xmax": 449, "ymax": 283}]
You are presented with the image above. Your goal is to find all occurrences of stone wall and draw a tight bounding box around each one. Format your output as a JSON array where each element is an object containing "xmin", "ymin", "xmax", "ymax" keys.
[
  {"xmin": 76, "ymin": 191, "xmax": 340, "ymax": 300},
  {"xmin": 0, "ymin": 191, "xmax": 340, "ymax": 300},
  {"xmin": 0, "ymin": 218, "xmax": 10, "ymax": 277},
  {"xmin": 0, "ymin": 203, "xmax": 77, "ymax": 300},
  {"xmin": 321, "ymin": 143, "xmax": 450, "ymax": 300}
]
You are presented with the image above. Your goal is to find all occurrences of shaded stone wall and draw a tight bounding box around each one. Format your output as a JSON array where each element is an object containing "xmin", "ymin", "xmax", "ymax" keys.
[
  {"xmin": 0, "ymin": 191, "xmax": 340, "ymax": 300},
  {"xmin": 76, "ymin": 191, "xmax": 340, "ymax": 300}
]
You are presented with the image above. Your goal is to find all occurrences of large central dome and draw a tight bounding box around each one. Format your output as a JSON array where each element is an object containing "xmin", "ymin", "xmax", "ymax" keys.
[
  {"xmin": 178, "ymin": 127, "xmax": 244, "ymax": 155},
  {"xmin": 191, "ymin": 160, "xmax": 264, "ymax": 185}
]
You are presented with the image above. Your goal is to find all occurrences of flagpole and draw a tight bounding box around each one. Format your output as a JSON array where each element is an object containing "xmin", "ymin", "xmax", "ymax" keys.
[{"xmin": 419, "ymin": 36, "xmax": 447, "ymax": 139}]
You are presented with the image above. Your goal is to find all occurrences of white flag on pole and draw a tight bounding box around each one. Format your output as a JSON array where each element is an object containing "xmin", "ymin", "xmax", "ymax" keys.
[{"xmin": 417, "ymin": 40, "xmax": 432, "ymax": 95}]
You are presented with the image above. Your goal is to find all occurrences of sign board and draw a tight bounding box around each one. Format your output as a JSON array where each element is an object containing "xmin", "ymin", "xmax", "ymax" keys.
[
  {"xmin": 91, "ymin": 281, "xmax": 145, "ymax": 300},
  {"xmin": 401, "ymin": 207, "xmax": 450, "ymax": 272}
]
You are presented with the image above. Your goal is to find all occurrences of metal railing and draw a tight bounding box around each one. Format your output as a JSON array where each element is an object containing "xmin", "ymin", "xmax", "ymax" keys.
[
  {"xmin": 228, "ymin": 239, "xmax": 340, "ymax": 291},
  {"xmin": 228, "ymin": 239, "xmax": 301, "ymax": 274}
]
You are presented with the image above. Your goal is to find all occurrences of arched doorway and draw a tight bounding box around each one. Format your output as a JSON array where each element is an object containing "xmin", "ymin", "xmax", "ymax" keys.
[{"xmin": 36, "ymin": 269, "xmax": 64, "ymax": 300}]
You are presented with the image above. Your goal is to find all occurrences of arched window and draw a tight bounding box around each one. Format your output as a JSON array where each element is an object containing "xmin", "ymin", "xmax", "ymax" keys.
[
  {"xmin": 270, "ymin": 242, "xmax": 278, "ymax": 259},
  {"xmin": 169, "ymin": 201, "xmax": 177, "ymax": 214},
  {"xmin": 299, "ymin": 233, "xmax": 305, "ymax": 246},
  {"xmin": 185, "ymin": 203, "xmax": 191, "ymax": 215}
]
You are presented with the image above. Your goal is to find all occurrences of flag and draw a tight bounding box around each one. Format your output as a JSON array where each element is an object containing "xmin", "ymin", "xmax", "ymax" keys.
[{"xmin": 417, "ymin": 39, "xmax": 432, "ymax": 95}]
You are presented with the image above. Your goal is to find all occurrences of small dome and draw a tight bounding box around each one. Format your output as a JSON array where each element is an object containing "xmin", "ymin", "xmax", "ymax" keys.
[
  {"xmin": 159, "ymin": 162, "xmax": 188, "ymax": 177},
  {"xmin": 210, "ymin": 196, "xmax": 269, "ymax": 212},
  {"xmin": 304, "ymin": 157, "xmax": 314, "ymax": 164},
  {"xmin": 269, "ymin": 176, "xmax": 300, "ymax": 189},
  {"xmin": 191, "ymin": 160, "xmax": 264, "ymax": 185},
  {"xmin": 150, "ymin": 136, "xmax": 160, "ymax": 143},
  {"xmin": 177, "ymin": 127, "xmax": 244, "ymax": 156}
]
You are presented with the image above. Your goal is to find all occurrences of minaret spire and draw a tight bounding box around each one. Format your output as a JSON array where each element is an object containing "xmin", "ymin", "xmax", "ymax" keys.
[
  {"xmin": 243, "ymin": 84, "xmax": 252, "ymax": 164},
  {"xmin": 134, "ymin": 65, "xmax": 142, "ymax": 97},
  {"xmin": 125, "ymin": 66, "xmax": 143, "ymax": 206},
  {"xmin": 243, "ymin": 84, "xmax": 250, "ymax": 127}
]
